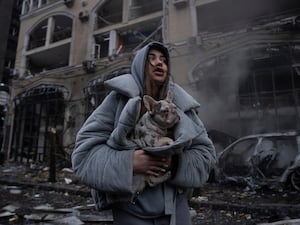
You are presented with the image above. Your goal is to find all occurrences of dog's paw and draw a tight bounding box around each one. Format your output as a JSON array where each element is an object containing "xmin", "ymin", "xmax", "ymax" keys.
[
  {"xmin": 157, "ymin": 137, "xmax": 174, "ymax": 146},
  {"xmin": 147, "ymin": 171, "xmax": 172, "ymax": 187}
]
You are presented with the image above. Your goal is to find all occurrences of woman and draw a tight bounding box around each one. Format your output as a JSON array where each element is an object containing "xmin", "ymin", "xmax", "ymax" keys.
[{"xmin": 72, "ymin": 42, "xmax": 216, "ymax": 225}]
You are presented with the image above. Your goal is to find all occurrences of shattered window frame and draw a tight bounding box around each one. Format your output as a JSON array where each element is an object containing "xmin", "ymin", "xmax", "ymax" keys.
[
  {"xmin": 10, "ymin": 84, "xmax": 69, "ymax": 164},
  {"xmin": 26, "ymin": 15, "xmax": 73, "ymax": 75},
  {"xmin": 83, "ymin": 66, "xmax": 131, "ymax": 118}
]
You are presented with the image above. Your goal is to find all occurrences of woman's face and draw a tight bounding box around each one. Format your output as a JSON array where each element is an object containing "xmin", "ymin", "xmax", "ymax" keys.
[{"xmin": 145, "ymin": 49, "xmax": 168, "ymax": 85}]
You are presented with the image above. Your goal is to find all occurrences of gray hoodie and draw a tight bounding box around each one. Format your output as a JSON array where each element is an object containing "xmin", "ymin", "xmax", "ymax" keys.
[{"xmin": 71, "ymin": 42, "xmax": 216, "ymax": 220}]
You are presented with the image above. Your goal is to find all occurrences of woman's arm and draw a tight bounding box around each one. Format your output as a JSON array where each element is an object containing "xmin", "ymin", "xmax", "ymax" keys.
[
  {"xmin": 72, "ymin": 92, "xmax": 172, "ymax": 193},
  {"xmin": 168, "ymin": 109, "xmax": 217, "ymax": 187},
  {"xmin": 72, "ymin": 92, "xmax": 135, "ymax": 193}
]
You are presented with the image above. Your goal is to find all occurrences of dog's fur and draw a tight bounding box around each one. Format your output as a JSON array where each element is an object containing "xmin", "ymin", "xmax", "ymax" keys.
[{"xmin": 131, "ymin": 91, "xmax": 180, "ymax": 191}]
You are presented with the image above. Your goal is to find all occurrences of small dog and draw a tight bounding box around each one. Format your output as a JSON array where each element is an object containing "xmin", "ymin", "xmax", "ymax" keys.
[{"xmin": 131, "ymin": 91, "xmax": 180, "ymax": 191}]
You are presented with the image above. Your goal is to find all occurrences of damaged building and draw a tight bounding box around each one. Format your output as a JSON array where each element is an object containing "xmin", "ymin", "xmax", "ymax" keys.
[{"xmin": 2, "ymin": 0, "xmax": 300, "ymax": 165}]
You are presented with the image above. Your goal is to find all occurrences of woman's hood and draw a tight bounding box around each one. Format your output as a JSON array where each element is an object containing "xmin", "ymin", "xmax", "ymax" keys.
[{"xmin": 131, "ymin": 42, "xmax": 170, "ymax": 96}]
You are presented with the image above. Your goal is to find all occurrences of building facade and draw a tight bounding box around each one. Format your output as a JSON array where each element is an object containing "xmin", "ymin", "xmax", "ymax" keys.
[
  {"xmin": 0, "ymin": 0, "xmax": 23, "ymax": 83},
  {"xmin": 4, "ymin": 0, "xmax": 300, "ymax": 162},
  {"xmin": 0, "ymin": 0, "xmax": 23, "ymax": 154}
]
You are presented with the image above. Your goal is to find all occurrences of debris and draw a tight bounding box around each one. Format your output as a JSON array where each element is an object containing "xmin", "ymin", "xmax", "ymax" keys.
[
  {"xmin": 64, "ymin": 177, "xmax": 72, "ymax": 184},
  {"xmin": 34, "ymin": 193, "xmax": 41, "ymax": 198},
  {"xmin": 0, "ymin": 211, "xmax": 15, "ymax": 218},
  {"xmin": 245, "ymin": 214, "xmax": 252, "ymax": 220},
  {"xmin": 190, "ymin": 196, "xmax": 209, "ymax": 203},
  {"xmin": 72, "ymin": 203, "xmax": 95, "ymax": 210},
  {"xmin": 34, "ymin": 204, "xmax": 55, "ymax": 211},
  {"xmin": 258, "ymin": 218, "xmax": 300, "ymax": 225},
  {"xmin": 1, "ymin": 204, "xmax": 19, "ymax": 212},
  {"xmin": 78, "ymin": 213, "xmax": 113, "ymax": 222},
  {"xmin": 52, "ymin": 215, "xmax": 84, "ymax": 225},
  {"xmin": 6, "ymin": 186, "xmax": 22, "ymax": 194},
  {"xmin": 8, "ymin": 214, "xmax": 19, "ymax": 222},
  {"xmin": 24, "ymin": 213, "xmax": 48, "ymax": 221},
  {"xmin": 2, "ymin": 161, "xmax": 300, "ymax": 224},
  {"xmin": 62, "ymin": 168, "xmax": 73, "ymax": 173},
  {"xmin": 189, "ymin": 208, "xmax": 197, "ymax": 218},
  {"xmin": 2, "ymin": 168, "xmax": 13, "ymax": 173}
]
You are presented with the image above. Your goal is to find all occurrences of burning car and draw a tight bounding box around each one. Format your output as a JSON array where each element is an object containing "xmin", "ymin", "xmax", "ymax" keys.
[{"xmin": 216, "ymin": 131, "xmax": 300, "ymax": 190}]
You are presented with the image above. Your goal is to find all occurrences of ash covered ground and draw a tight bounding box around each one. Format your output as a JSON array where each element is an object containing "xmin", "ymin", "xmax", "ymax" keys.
[{"xmin": 0, "ymin": 163, "xmax": 300, "ymax": 225}]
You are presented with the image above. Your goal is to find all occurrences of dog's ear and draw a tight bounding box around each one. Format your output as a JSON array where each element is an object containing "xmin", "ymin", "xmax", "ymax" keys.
[
  {"xmin": 166, "ymin": 90, "xmax": 173, "ymax": 102},
  {"xmin": 143, "ymin": 95, "xmax": 156, "ymax": 114}
]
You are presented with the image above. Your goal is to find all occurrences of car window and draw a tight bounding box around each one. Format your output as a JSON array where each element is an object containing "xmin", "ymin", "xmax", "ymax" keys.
[
  {"xmin": 249, "ymin": 136, "xmax": 298, "ymax": 177},
  {"xmin": 273, "ymin": 136, "xmax": 298, "ymax": 170},
  {"xmin": 251, "ymin": 137, "xmax": 277, "ymax": 177},
  {"xmin": 220, "ymin": 138, "xmax": 257, "ymax": 176}
]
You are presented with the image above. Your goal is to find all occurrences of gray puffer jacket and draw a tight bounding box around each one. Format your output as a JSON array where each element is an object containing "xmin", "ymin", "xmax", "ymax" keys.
[{"xmin": 71, "ymin": 42, "xmax": 216, "ymax": 212}]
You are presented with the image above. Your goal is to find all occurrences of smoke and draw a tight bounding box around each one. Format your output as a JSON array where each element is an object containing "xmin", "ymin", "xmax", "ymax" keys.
[
  {"xmin": 190, "ymin": 49, "xmax": 250, "ymax": 136},
  {"xmin": 190, "ymin": 0, "xmax": 300, "ymax": 137}
]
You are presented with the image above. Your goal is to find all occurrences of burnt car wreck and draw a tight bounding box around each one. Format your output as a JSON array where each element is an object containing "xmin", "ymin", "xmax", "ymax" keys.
[{"xmin": 216, "ymin": 131, "xmax": 300, "ymax": 191}]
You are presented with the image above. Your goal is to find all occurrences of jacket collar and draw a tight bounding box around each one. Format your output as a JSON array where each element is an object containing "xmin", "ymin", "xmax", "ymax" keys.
[
  {"xmin": 104, "ymin": 74, "xmax": 140, "ymax": 98},
  {"xmin": 172, "ymin": 84, "xmax": 201, "ymax": 112},
  {"xmin": 104, "ymin": 74, "xmax": 201, "ymax": 112}
]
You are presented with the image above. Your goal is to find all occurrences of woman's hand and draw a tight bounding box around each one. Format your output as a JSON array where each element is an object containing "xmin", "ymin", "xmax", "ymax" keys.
[{"xmin": 133, "ymin": 149, "xmax": 172, "ymax": 177}]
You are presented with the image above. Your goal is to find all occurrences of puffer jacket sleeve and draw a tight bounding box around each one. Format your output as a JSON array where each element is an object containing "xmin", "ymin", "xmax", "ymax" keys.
[
  {"xmin": 169, "ymin": 109, "xmax": 217, "ymax": 187},
  {"xmin": 71, "ymin": 91, "xmax": 135, "ymax": 193}
]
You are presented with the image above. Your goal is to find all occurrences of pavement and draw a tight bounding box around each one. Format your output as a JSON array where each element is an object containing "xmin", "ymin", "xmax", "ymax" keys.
[
  {"xmin": 0, "ymin": 162, "xmax": 90, "ymax": 196},
  {"xmin": 0, "ymin": 162, "xmax": 112, "ymax": 225}
]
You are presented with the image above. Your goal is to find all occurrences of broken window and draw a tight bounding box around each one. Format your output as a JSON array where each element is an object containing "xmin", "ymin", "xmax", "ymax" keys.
[
  {"xmin": 83, "ymin": 67, "xmax": 130, "ymax": 117},
  {"xmin": 92, "ymin": 0, "xmax": 162, "ymax": 59},
  {"xmin": 118, "ymin": 22, "xmax": 163, "ymax": 52},
  {"xmin": 10, "ymin": 84, "xmax": 68, "ymax": 163},
  {"xmin": 129, "ymin": 0, "xmax": 162, "ymax": 20},
  {"xmin": 93, "ymin": 33, "xmax": 110, "ymax": 59},
  {"xmin": 28, "ymin": 16, "xmax": 72, "ymax": 50},
  {"xmin": 95, "ymin": 0, "xmax": 123, "ymax": 30},
  {"xmin": 51, "ymin": 15, "xmax": 72, "ymax": 43},
  {"xmin": 196, "ymin": 0, "xmax": 300, "ymax": 33},
  {"xmin": 26, "ymin": 15, "xmax": 72, "ymax": 74},
  {"xmin": 27, "ymin": 19, "xmax": 48, "ymax": 50},
  {"xmin": 22, "ymin": 0, "xmax": 30, "ymax": 14},
  {"xmin": 32, "ymin": 0, "xmax": 39, "ymax": 9},
  {"xmin": 220, "ymin": 138, "xmax": 257, "ymax": 177},
  {"xmin": 93, "ymin": 19, "xmax": 162, "ymax": 58},
  {"xmin": 22, "ymin": 0, "xmax": 59, "ymax": 14},
  {"xmin": 193, "ymin": 41, "xmax": 300, "ymax": 136},
  {"xmin": 237, "ymin": 44, "xmax": 300, "ymax": 132}
]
